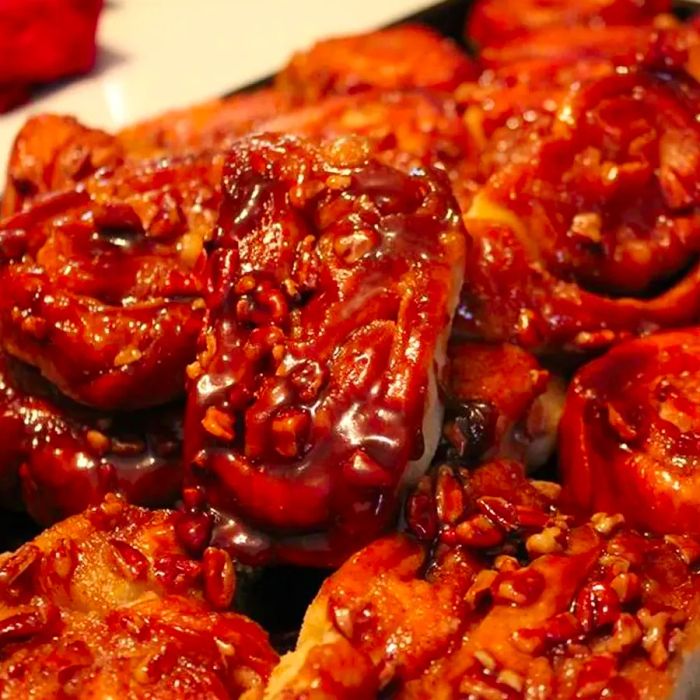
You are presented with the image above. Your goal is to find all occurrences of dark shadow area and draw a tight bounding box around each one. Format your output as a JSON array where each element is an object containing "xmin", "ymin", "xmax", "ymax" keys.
[
  {"xmin": 235, "ymin": 565, "xmax": 331, "ymax": 653},
  {"xmin": 0, "ymin": 510, "xmax": 39, "ymax": 553}
]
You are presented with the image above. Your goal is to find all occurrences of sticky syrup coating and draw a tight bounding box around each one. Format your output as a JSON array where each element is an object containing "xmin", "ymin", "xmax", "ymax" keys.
[
  {"xmin": 2, "ymin": 114, "xmax": 125, "ymax": 217},
  {"xmin": 466, "ymin": 0, "xmax": 670, "ymax": 49},
  {"xmin": 560, "ymin": 329, "xmax": 700, "ymax": 537},
  {"xmin": 2, "ymin": 91, "xmax": 286, "ymax": 217}
]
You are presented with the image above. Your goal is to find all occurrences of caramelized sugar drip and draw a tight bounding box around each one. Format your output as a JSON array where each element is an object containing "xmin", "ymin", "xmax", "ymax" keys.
[
  {"xmin": 185, "ymin": 133, "xmax": 466, "ymax": 567},
  {"xmin": 0, "ymin": 353, "xmax": 183, "ymax": 525},
  {"xmin": 459, "ymin": 47, "xmax": 700, "ymax": 353},
  {"xmin": 0, "ymin": 495, "xmax": 277, "ymax": 698},
  {"xmin": 560, "ymin": 329, "xmax": 700, "ymax": 536},
  {"xmin": 266, "ymin": 461, "xmax": 700, "ymax": 699},
  {"xmin": 276, "ymin": 25, "xmax": 477, "ymax": 105},
  {"xmin": 0, "ymin": 151, "xmax": 224, "ymax": 410}
]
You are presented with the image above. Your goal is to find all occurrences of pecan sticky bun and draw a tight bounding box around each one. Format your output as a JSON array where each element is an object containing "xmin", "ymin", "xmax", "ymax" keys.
[
  {"xmin": 3, "ymin": 90, "xmax": 284, "ymax": 217},
  {"xmin": 266, "ymin": 461, "xmax": 700, "ymax": 698},
  {"xmin": 276, "ymin": 25, "xmax": 477, "ymax": 106},
  {"xmin": 1, "ymin": 11, "xmax": 700, "ymax": 699},
  {"xmin": 560, "ymin": 329, "xmax": 700, "ymax": 537},
  {"xmin": 185, "ymin": 133, "xmax": 466, "ymax": 567},
  {"xmin": 0, "ymin": 495, "xmax": 277, "ymax": 698},
  {"xmin": 2, "ymin": 114, "xmax": 125, "ymax": 217},
  {"xmin": 0, "ymin": 151, "xmax": 222, "ymax": 409},
  {"xmin": 459, "ymin": 55, "xmax": 700, "ymax": 353},
  {"xmin": 455, "ymin": 21, "xmax": 700, "ymax": 205}
]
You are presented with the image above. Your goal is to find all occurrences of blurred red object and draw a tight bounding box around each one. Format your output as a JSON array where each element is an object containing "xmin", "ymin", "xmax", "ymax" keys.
[
  {"xmin": 0, "ymin": 0, "xmax": 103, "ymax": 112},
  {"xmin": 0, "ymin": 84, "xmax": 30, "ymax": 112}
]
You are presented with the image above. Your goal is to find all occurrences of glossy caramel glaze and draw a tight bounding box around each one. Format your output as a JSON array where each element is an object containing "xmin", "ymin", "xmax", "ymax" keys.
[
  {"xmin": 266, "ymin": 461, "xmax": 700, "ymax": 699},
  {"xmin": 455, "ymin": 59, "xmax": 609, "ymax": 190},
  {"xmin": 560, "ymin": 329, "xmax": 700, "ymax": 536},
  {"xmin": 276, "ymin": 25, "xmax": 477, "ymax": 105},
  {"xmin": 495, "ymin": 57, "xmax": 700, "ymax": 292},
  {"xmin": 0, "ymin": 150, "xmax": 224, "ymax": 410},
  {"xmin": 459, "ymin": 52, "xmax": 700, "ymax": 353},
  {"xmin": 2, "ymin": 12, "xmax": 700, "ymax": 697},
  {"xmin": 185, "ymin": 133, "xmax": 466, "ymax": 567},
  {"xmin": 455, "ymin": 20, "xmax": 700, "ymax": 208},
  {"xmin": 0, "ymin": 353, "xmax": 183, "ymax": 525},
  {"xmin": 0, "ymin": 495, "xmax": 277, "ymax": 698}
]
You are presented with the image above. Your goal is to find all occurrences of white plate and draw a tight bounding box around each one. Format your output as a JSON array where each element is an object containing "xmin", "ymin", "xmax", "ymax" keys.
[{"xmin": 0, "ymin": 0, "xmax": 435, "ymax": 174}]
